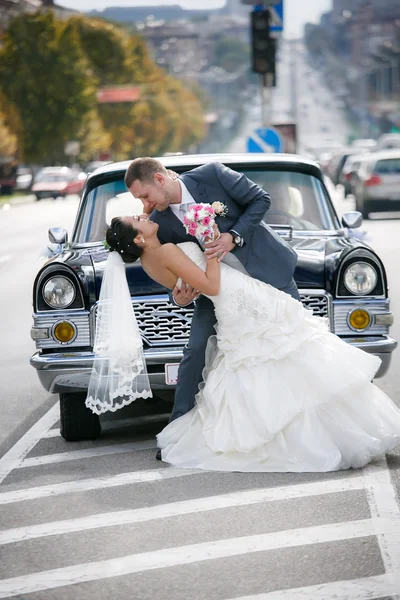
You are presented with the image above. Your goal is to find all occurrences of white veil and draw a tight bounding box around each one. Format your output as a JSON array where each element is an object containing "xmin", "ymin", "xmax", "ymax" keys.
[{"xmin": 85, "ymin": 251, "xmax": 152, "ymax": 415}]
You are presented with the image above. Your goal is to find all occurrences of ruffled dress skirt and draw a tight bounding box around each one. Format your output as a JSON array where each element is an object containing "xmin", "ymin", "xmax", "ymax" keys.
[{"xmin": 157, "ymin": 260, "xmax": 400, "ymax": 472}]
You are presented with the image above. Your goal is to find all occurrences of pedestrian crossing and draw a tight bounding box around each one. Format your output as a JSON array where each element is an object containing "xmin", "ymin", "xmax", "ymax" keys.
[{"xmin": 0, "ymin": 402, "xmax": 399, "ymax": 599}]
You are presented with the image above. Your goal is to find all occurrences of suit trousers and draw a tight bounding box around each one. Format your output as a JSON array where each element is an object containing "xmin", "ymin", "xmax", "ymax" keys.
[{"xmin": 169, "ymin": 277, "xmax": 300, "ymax": 422}]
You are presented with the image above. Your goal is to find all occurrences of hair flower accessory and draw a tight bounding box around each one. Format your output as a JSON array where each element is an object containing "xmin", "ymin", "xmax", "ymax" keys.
[
  {"xmin": 183, "ymin": 203, "xmax": 217, "ymax": 240},
  {"xmin": 211, "ymin": 201, "xmax": 228, "ymax": 217}
]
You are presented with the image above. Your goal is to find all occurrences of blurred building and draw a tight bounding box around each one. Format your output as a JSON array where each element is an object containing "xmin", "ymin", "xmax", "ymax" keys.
[
  {"xmin": 0, "ymin": 0, "xmax": 76, "ymax": 32},
  {"xmin": 307, "ymin": 0, "xmax": 400, "ymax": 134},
  {"xmin": 220, "ymin": 0, "xmax": 251, "ymax": 18},
  {"xmin": 0, "ymin": 0, "xmax": 40, "ymax": 32}
]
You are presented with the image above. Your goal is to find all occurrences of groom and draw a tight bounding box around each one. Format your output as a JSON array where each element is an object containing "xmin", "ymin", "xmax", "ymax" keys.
[{"xmin": 125, "ymin": 158, "xmax": 300, "ymax": 456}]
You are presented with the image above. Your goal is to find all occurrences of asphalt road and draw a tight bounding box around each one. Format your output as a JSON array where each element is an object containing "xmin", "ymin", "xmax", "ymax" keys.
[{"xmin": 0, "ymin": 41, "xmax": 400, "ymax": 600}]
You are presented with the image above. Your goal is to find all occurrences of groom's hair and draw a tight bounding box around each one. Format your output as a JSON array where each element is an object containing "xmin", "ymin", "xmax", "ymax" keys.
[{"xmin": 124, "ymin": 157, "xmax": 167, "ymax": 188}]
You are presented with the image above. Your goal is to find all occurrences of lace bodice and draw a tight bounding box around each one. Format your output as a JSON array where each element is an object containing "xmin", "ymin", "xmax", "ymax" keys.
[
  {"xmin": 177, "ymin": 242, "xmax": 270, "ymax": 323},
  {"xmin": 176, "ymin": 242, "xmax": 311, "ymax": 328}
]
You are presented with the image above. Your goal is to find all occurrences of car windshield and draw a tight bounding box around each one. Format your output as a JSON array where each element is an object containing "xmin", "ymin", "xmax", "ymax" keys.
[
  {"xmin": 72, "ymin": 166, "xmax": 336, "ymax": 244},
  {"xmin": 35, "ymin": 171, "xmax": 69, "ymax": 182}
]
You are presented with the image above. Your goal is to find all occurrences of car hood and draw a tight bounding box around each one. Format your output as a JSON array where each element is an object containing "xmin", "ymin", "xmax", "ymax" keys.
[
  {"xmin": 88, "ymin": 233, "xmax": 368, "ymax": 298},
  {"xmin": 291, "ymin": 233, "xmax": 370, "ymax": 292}
]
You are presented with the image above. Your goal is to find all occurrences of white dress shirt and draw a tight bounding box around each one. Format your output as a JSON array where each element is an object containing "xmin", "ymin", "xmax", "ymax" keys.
[{"xmin": 172, "ymin": 179, "xmax": 249, "ymax": 275}]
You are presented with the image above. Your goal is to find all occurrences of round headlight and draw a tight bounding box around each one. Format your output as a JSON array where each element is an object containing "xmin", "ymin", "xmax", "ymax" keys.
[
  {"xmin": 42, "ymin": 276, "xmax": 76, "ymax": 308},
  {"xmin": 343, "ymin": 262, "xmax": 378, "ymax": 296}
]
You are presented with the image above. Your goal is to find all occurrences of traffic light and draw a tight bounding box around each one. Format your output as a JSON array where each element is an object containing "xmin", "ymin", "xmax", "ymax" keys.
[{"xmin": 251, "ymin": 9, "xmax": 276, "ymax": 76}]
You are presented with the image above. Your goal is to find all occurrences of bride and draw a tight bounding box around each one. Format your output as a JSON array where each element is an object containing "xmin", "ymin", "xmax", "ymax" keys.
[{"xmin": 86, "ymin": 213, "xmax": 400, "ymax": 473}]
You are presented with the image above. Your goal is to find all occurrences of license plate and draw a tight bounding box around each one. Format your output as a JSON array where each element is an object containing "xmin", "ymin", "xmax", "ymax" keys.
[{"xmin": 165, "ymin": 363, "xmax": 179, "ymax": 385}]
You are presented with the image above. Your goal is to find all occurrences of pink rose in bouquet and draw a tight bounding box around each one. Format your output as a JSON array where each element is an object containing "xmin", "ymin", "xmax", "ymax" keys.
[{"xmin": 183, "ymin": 203, "xmax": 217, "ymax": 240}]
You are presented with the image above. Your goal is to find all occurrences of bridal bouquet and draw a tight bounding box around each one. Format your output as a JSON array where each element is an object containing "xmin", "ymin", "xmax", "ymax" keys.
[{"xmin": 183, "ymin": 203, "xmax": 217, "ymax": 240}]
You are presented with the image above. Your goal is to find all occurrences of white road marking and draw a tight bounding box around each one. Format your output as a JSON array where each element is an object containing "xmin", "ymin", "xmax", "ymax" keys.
[
  {"xmin": 0, "ymin": 254, "xmax": 12, "ymax": 264},
  {"xmin": 0, "ymin": 403, "xmax": 59, "ymax": 484},
  {"xmin": 0, "ymin": 476, "xmax": 367, "ymax": 546},
  {"xmin": 42, "ymin": 428, "xmax": 61, "ymax": 438},
  {"xmin": 0, "ymin": 467, "xmax": 198, "ymax": 505},
  {"xmin": 43, "ymin": 413, "xmax": 170, "ymax": 438},
  {"xmin": 19, "ymin": 440, "xmax": 157, "ymax": 468},
  {"xmin": 363, "ymin": 458, "xmax": 400, "ymax": 583},
  {"xmin": 0, "ymin": 519, "xmax": 391, "ymax": 598},
  {"xmin": 227, "ymin": 572, "xmax": 400, "ymax": 599}
]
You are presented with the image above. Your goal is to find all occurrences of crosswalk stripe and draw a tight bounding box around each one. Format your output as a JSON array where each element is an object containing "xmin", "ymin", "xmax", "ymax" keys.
[
  {"xmin": 227, "ymin": 572, "xmax": 400, "ymax": 600},
  {"xmin": 0, "ymin": 467, "xmax": 198, "ymax": 505},
  {"xmin": 43, "ymin": 428, "xmax": 61, "ymax": 438},
  {"xmin": 0, "ymin": 519, "xmax": 391, "ymax": 598},
  {"xmin": 363, "ymin": 458, "xmax": 400, "ymax": 573},
  {"xmin": 0, "ymin": 477, "xmax": 367, "ymax": 546},
  {"xmin": 0, "ymin": 404, "xmax": 59, "ymax": 484},
  {"xmin": 19, "ymin": 440, "xmax": 157, "ymax": 468}
]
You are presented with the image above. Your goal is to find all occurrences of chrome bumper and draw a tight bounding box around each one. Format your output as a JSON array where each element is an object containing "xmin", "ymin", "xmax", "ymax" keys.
[
  {"xmin": 344, "ymin": 335, "xmax": 397, "ymax": 377},
  {"xmin": 30, "ymin": 347, "xmax": 184, "ymax": 393},
  {"xmin": 30, "ymin": 335, "xmax": 397, "ymax": 394}
]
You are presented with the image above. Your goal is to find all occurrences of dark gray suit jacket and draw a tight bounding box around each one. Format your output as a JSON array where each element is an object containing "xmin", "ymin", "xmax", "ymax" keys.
[{"xmin": 151, "ymin": 162, "xmax": 297, "ymax": 289}]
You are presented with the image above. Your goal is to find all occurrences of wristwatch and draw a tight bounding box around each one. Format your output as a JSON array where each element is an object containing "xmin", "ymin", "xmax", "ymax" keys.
[{"xmin": 229, "ymin": 230, "xmax": 244, "ymax": 248}]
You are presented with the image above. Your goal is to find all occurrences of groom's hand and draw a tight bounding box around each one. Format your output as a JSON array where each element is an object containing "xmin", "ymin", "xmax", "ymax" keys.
[
  {"xmin": 205, "ymin": 233, "xmax": 235, "ymax": 262},
  {"xmin": 173, "ymin": 283, "xmax": 200, "ymax": 307}
]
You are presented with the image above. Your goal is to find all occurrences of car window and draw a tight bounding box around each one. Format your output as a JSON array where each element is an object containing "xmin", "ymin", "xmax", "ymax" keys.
[
  {"xmin": 374, "ymin": 158, "xmax": 400, "ymax": 174},
  {"xmin": 73, "ymin": 168, "xmax": 335, "ymax": 244},
  {"xmin": 35, "ymin": 171, "xmax": 68, "ymax": 182}
]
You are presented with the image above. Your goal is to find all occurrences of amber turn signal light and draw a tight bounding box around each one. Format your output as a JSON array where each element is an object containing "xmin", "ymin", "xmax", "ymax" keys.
[
  {"xmin": 348, "ymin": 309, "xmax": 371, "ymax": 331},
  {"xmin": 53, "ymin": 321, "xmax": 76, "ymax": 343}
]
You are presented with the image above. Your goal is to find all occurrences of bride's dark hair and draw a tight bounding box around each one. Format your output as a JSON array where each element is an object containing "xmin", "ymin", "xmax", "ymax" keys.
[{"xmin": 106, "ymin": 217, "xmax": 143, "ymax": 264}]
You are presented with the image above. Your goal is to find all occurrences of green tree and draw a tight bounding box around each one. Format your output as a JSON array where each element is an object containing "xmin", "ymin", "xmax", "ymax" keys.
[
  {"xmin": 70, "ymin": 16, "xmax": 205, "ymax": 158},
  {"xmin": 0, "ymin": 93, "xmax": 19, "ymax": 157},
  {"xmin": 0, "ymin": 11, "xmax": 95, "ymax": 163}
]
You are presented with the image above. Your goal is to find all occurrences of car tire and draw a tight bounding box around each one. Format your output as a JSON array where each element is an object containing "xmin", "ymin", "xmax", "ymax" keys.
[
  {"xmin": 59, "ymin": 392, "xmax": 101, "ymax": 442},
  {"xmin": 34, "ymin": 195, "xmax": 41, "ymax": 201}
]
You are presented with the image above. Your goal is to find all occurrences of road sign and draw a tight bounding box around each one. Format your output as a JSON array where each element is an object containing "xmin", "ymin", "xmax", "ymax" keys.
[
  {"xmin": 241, "ymin": 1, "xmax": 283, "ymax": 31},
  {"xmin": 269, "ymin": 0, "xmax": 284, "ymax": 32},
  {"xmin": 247, "ymin": 127, "xmax": 284, "ymax": 153}
]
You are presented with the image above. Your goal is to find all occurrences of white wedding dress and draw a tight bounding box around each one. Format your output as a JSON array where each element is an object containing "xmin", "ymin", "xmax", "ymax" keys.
[{"xmin": 157, "ymin": 242, "xmax": 400, "ymax": 472}]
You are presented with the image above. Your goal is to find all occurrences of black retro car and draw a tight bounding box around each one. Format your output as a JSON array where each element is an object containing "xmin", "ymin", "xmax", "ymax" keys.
[{"xmin": 30, "ymin": 154, "xmax": 397, "ymax": 441}]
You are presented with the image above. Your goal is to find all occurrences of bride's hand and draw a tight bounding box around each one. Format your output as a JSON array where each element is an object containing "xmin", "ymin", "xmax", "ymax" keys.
[{"xmin": 204, "ymin": 223, "xmax": 220, "ymax": 245}]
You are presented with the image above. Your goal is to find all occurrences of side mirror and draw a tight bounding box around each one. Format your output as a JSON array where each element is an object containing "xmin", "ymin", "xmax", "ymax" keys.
[
  {"xmin": 341, "ymin": 211, "xmax": 362, "ymax": 229},
  {"xmin": 48, "ymin": 227, "xmax": 68, "ymax": 245}
]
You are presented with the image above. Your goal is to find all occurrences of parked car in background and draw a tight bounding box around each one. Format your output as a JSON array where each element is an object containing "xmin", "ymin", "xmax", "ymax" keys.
[
  {"xmin": 15, "ymin": 166, "xmax": 33, "ymax": 191},
  {"xmin": 84, "ymin": 160, "xmax": 113, "ymax": 174},
  {"xmin": 339, "ymin": 154, "xmax": 366, "ymax": 197},
  {"xmin": 376, "ymin": 133, "xmax": 400, "ymax": 151},
  {"xmin": 30, "ymin": 154, "xmax": 396, "ymax": 441},
  {"xmin": 354, "ymin": 150, "xmax": 400, "ymax": 218},
  {"xmin": 32, "ymin": 166, "xmax": 86, "ymax": 200},
  {"xmin": 351, "ymin": 139, "xmax": 377, "ymax": 152},
  {"xmin": 327, "ymin": 147, "xmax": 361, "ymax": 186}
]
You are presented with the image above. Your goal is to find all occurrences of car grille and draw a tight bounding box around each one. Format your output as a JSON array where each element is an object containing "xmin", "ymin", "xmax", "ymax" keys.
[
  {"xmin": 127, "ymin": 291, "xmax": 330, "ymax": 348},
  {"xmin": 131, "ymin": 296, "xmax": 194, "ymax": 347},
  {"xmin": 300, "ymin": 291, "xmax": 329, "ymax": 319}
]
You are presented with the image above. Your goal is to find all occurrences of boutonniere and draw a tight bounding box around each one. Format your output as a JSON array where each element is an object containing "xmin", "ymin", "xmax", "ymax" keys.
[{"xmin": 211, "ymin": 201, "xmax": 228, "ymax": 217}]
